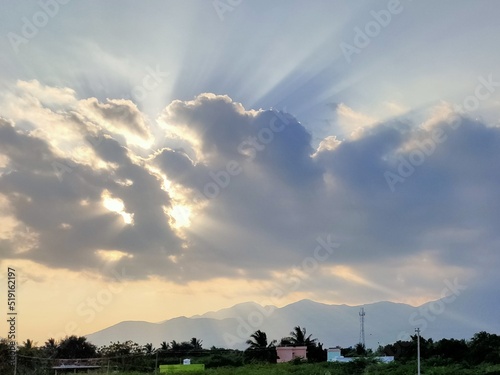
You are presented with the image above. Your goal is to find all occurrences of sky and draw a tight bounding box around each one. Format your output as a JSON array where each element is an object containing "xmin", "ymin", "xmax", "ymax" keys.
[{"xmin": 1, "ymin": 0, "xmax": 500, "ymax": 346}]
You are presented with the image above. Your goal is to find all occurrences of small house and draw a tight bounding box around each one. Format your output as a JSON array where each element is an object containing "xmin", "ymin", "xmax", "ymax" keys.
[{"xmin": 276, "ymin": 346, "xmax": 307, "ymax": 363}]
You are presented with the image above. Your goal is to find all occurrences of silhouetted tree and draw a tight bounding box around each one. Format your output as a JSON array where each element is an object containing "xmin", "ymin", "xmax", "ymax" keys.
[
  {"xmin": 144, "ymin": 343, "xmax": 155, "ymax": 354},
  {"xmin": 42, "ymin": 338, "xmax": 58, "ymax": 358},
  {"xmin": 433, "ymin": 338, "xmax": 468, "ymax": 362},
  {"xmin": 99, "ymin": 340, "xmax": 143, "ymax": 357},
  {"xmin": 355, "ymin": 342, "xmax": 367, "ymax": 356},
  {"xmin": 57, "ymin": 336, "xmax": 97, "ymax": 359},
  {"xmin": 468, "ymin": 331, "xmax": 500, "ymax": 364},
  {"xmin": 0, "ymin": 339, "xmax": 14, "ymax": 374},
  {"xmin": 170, "ymin": 340, "xmax": 180, "ymax": 352},
  {"xmin": 288, "ymin": 326, "xmax": 317, "ymax": 346},
  {"xmin": 190, "ymin": 337, "xmax": 203, "ymax": 350},
  {"xmin": 307, "ymin": 341, "xmax": 327, "ymax": 362},
  {"xmin": 245, "ymin": 330, "xmax": 277, "ymax": 363},
  {"xmin": 246, "ymin": 330, "xmax": 275, "ymax": 350},
  {"xmin": 279, "ymin": 326, "xmax": 324, "ymax": 362}
]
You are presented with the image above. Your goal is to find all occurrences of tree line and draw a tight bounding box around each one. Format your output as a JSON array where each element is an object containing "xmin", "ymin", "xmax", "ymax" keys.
[{"xmin": 1, "ymin": 329, "xmax": 499, "ymax": 374}]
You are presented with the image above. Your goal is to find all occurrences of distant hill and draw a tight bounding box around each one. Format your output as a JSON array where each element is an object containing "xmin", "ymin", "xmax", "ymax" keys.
[{"xmin": 86, "ymin": 290, "xmax": 499, "ymax": 350}]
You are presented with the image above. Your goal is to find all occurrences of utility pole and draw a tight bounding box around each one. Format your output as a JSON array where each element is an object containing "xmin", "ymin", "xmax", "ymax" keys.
[{"xmin": 415, "ymin": 328, "xmax": 421, "ymax": 375}]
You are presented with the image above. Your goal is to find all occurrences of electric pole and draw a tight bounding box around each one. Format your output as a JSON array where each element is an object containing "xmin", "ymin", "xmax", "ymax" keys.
[{"xmin": 415, "ymin": 328, "xmax": 421, "ymax": 375}]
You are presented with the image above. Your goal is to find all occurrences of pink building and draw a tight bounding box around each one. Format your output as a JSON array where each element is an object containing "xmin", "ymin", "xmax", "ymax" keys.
[{"xmin": 276, "ymin": 346, "xmax": 307, "ymax": 363}]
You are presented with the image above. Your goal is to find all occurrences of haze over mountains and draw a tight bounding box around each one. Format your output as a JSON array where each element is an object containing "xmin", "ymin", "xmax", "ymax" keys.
[{"xmin": 86, "ymin": 287, "xmax": 498, "ymax": 350}]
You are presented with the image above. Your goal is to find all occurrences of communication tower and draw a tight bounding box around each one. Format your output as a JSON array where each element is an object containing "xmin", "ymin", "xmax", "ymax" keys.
[{"xmin": 359, "ymin": 307, "xmax": 366, "ymax": 347}]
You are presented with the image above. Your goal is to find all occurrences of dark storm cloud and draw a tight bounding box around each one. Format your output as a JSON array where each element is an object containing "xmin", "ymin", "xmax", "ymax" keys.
[
  {"xmin": 1, "ymin": 92, "xmax": 500, "ymax": 296},
  {"xmin": 0, "ymin": 117, "xmax": 182, "ymax": 279}
]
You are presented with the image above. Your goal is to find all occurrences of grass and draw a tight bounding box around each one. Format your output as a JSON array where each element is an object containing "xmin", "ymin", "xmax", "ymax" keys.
[{"xmin": 102, "ymin": 361, "xmax": 500, "ymax": 375}]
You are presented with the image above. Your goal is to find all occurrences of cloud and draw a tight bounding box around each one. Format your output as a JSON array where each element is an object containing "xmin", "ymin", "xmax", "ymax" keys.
[
  {"xmin": 334, "ymin": 103, "xmax": 378, "ymax": 138},
  {"xmin": 78, "ymin": 97, "xmax": 152, "ymax": 145},
  {"xmin": 1, "ymin": 84, "xmax": 500, "ymax": 305}
]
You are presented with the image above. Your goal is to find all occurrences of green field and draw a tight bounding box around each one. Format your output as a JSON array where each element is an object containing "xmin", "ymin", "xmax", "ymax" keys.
[{"xmin": 107, "ymin": 360, "xmax": 500, "ymax": 375}]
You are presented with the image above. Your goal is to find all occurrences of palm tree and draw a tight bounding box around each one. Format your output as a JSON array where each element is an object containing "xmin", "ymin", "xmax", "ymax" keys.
[
  {"xmin": 144, "ymin": 343, "xmax": 154, "ymax": 354},
  {"xmin": 289, "ymin": 326, "xmax": 317, "ymax": 346},
  {"xmin": 170, "ymin": 340, "xmax": 180, "ymax": 352},
  {"xmin": 246, "ymin": 330, "xmax": 276, "ymax": 350},
  {"xmin": 23, "ymin": 339, "xmax": 35, "ymax": 349},
  {"xmin": 160, "ymin": 341, "xmax": 169, "ymax": 351},
  {"xmin": 43, "ymin": 338, "xmax": 58, "ymax": 358},
  {"xmin": 246, "ymin": 330, "xmax": 277, "ymax": 363},
  {"xmin": 19, "ymin": 339, "xmax": 38, "ymax": 357},
  {"xmin": 45, "ymin": 338, "xmax": 57, "ymax": 348},
  {"xmin": 190, "ymin": 337, "xmax": 203, "ymax": 350}
]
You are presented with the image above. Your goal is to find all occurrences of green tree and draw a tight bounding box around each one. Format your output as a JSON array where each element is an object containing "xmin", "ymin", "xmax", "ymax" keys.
[
  {"xmin": 288, "ymin": 326, "xmax": 317, "ymax": 346},
  {"xmin": 57, "ymin": 336, "xmax": 97, "ymax": 359},
  {"xmin": 190, "ymin": 337, "xmax": 203, "ymax": 350},
  {"xmin": 0, "ymin": 339, "xmax": 14, "ymax": 374},
  {"xmin": 279, "ymin": 326, "xmax": 324, "ymax": 363},
  {"xmin": 245, "ymin": 330, "xmax": 277, "ymax": 363},
  {"xmin": 468, "ymin": 331, "xmax": 500, "ymax": 364},
  {"xmin": 246, "ymin": 330, "xmax": 276, "ymax": 350},
  {"xmin": 17, "ymin": 339, "xmax": 43, "ymax": 372},
  {"xmin": 99, "ymin": 340, "xmax": 143, "ymax": 357},
  {"xmin": 99, "ymin": 340, "xmax": 147, "ymax": 372},
  {"xmin": 170, "ymin": 340, "xmax": 180, "ymax": 352},
  {"xmin": 18, "ymin": 338, "xmax": 39, "ymax": 359},
  {"xmin": 144, "ymin": 343, "xmax": 155, "ymax": 355},
  {"xmin": 433, "ymin": 338, "xmax": 468, "ymax": 362},
  {"xmin": 355, "ymin": 342, "xmax": 367, "ymax": 356},
  {"xmin": 42, "ymin": 338, "xmax": 58, "ymax": 358}
]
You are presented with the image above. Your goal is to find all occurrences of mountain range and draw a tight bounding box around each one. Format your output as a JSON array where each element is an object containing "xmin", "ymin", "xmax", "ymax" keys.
[{"xmin": 86, "ymin": 288, "xmax": 499, "ymax": 350}]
